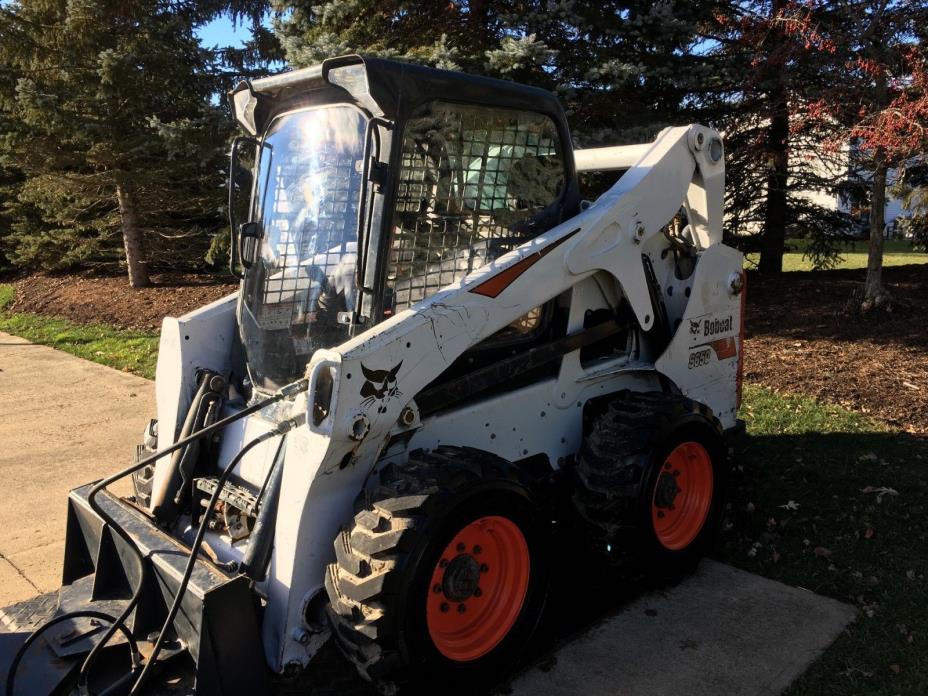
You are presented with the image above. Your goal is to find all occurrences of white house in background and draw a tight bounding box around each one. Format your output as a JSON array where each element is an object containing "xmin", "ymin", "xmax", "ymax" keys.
[{"xmin": 793, "ymin": 139, "xmax": 912, "ymax": 237}]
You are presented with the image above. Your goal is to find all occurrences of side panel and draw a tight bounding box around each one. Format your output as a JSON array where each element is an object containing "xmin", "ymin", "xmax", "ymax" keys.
[
  {"xmin": 153, "ymin": 293, "xmax": 238, "ymax": 506},
  {"xmin": 655, "ymin": 244, "xmax": 744, "ymax": 428},
  {"xmin": 406, "ymin": 370, "xmax": 661, "ymax": 464}
]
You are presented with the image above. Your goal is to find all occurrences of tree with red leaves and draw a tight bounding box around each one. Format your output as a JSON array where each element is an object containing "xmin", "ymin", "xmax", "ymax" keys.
[
  {"xmin": 809, "ymin": 1, "xmax": 928, "ymax": 310},
  {"xmin": 705, "ymin": 1, "xmax": 849, "ymax": 275}
]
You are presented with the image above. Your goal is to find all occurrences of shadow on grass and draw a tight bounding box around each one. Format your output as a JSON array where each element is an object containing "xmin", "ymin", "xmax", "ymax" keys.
[{"xmin": 718, "ymin": 430, "xmax": 928, "ymax": 696}]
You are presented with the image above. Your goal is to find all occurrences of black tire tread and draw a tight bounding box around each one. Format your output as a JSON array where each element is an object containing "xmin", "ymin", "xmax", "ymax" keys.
[
  {"xmin": 325, "ymin": 446, "xmax": 523, "ymax": 694},
  {"xmin": 572, "ymin": 390, "xmax": 723, "ymax": 555}
]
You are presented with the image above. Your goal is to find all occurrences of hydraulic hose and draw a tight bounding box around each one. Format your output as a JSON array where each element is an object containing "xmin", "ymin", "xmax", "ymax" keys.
[
  {"xmin": 4, "ymin": 610, "xmax": 140, "ymax": 696},
  {"xmin": 6, "ymin": 377, "xmax": 308, "ymax": 696},
  {"xmin": 77, "ymin": 378, "xmax": 308, "ymax": 688},
  {"xmin": 128, "ymin": 416, "xmax": 302, "ymax": 695},
  {"xmin": 239, "ymin": 439, "xmax": 287, "ymax": 580}
]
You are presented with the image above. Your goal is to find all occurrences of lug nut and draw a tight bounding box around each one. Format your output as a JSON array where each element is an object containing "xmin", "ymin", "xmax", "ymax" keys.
[
  {"xmin": 440, "ymin": 603, "xmax": 449, "ymax": 613},
  {"xmin": 439, "ymin": 558, "xmax": 449, "ymax": 568},
  {"xmin": 457, "ymin": 542, "xmax": 466, "ymax": 552},
  {"xmin": 473, "ymin": 545, "xmax": 482, "ymax": 555},
  {"xmin": 474, "ymin": 588, "xmax": 482, "ymax": 597},
  {"xmin": 433, "ymin": 584, "xmax": 442, "ymax": 594},
  {"xmin": 673, "ymin": 470, "xmax": 680, "ymax": 477},
  {"xmin": 480, "ymin": 563, "xmax": 489, "ymax": 573},
  {"xmin": 458, "ymin": 604, "xmax": 467, "ymax": 613},
  {"xmin": 657, "ymin": 511, "xmax": 665, "ymax": 519}
]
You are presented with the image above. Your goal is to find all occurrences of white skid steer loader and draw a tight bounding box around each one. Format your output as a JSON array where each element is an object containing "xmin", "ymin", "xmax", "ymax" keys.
[{"xmin": 1, "ymin": 55, "xmax": 745, "ymax": 695}]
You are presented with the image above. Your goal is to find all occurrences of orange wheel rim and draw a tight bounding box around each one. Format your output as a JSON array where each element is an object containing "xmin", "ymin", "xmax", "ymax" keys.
[
  {"xmin": 425, "ymin": 515, "xmax": 530, "ymax": 662},
  {"xmin": 651, "ymin": 442, "xmax": 714, "ymax": 551}
]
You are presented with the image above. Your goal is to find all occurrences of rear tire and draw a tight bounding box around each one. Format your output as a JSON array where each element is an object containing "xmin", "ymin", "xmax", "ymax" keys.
[
  {"xmin": 572, "ymin": 391, "xmax": 727, "ymax": 575},
  {"xmin": 325, "ymin": 447, "xmax": 550, "ymax": 695}
]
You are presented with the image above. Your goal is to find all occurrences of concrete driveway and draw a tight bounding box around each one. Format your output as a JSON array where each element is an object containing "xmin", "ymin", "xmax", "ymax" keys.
[{"xmin": 0, "ymin": 331, "xmax": 154, "ymax": 604}]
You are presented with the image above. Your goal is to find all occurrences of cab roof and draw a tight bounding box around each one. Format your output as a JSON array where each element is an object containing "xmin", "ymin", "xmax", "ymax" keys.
[{"xmin": 229, "ymin": 54, "xmax": 569, "ymax": 138}]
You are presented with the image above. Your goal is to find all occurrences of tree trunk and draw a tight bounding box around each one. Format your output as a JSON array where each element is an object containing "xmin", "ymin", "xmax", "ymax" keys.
[
  {"xmin": 861, "ymin": 55, "xmax": 891, "ymax": 312},
  {"xmin": 862, "ymin": 158, "xmax": 889, "ymax": 309},
  {"xmin": 116, "ymin": 183, "xmax": 150, "ymax": 288},
  {"xmin": 758, "ymin": 101, "xmax": 789, "ymax": 274},
  {"xmin": 758, "ymin": 1, "xmax": 789, "ymax": 275}
]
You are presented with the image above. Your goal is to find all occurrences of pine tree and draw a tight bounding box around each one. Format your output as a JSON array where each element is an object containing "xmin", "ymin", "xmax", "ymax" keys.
[
  {"xmin": 0, "ymin": 1, "xmax": 246, "ymax": 286},
  {"xmin": 702, "ymin": 1, "xmax": 853, "ymax": 274},
  {"xmin": 272, "ymin": 1, "xmax": 726, "ymax": 145}
]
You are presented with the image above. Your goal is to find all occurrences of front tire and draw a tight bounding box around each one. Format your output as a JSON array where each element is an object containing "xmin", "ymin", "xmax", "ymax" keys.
[{"xmin": 325, "ymin": 447, "xmax": 550, "ymax": 694}]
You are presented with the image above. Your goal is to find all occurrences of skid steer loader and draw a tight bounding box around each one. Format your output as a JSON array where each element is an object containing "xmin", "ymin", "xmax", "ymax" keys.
[{"xmin": 1, "ymin": 55, "xmax": 745, "ymax": 695}]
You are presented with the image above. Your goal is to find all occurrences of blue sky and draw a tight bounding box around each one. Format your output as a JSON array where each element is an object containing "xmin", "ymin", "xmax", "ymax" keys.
[{"xmin": 196, "ymin": 15, "xmax": 255, "ymax": 49}]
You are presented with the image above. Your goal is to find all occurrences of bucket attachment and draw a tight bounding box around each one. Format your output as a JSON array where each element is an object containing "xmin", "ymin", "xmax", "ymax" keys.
[{"xmin": 1, "ymin": 483, "xmax": 268, "ymax": 696}]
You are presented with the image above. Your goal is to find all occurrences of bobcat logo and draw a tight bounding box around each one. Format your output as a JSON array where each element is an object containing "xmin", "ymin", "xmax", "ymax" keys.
[
  {"xmin": 360, "ymin": 361, "xmax": 403, "ymax": 413},
  {"xmin": 689, "ymin": 319, "xmax": 701, "ymax": 335}
]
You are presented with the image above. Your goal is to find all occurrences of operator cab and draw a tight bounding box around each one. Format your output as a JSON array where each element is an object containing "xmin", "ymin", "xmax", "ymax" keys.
[{"xmin": 229, "ymin": 55, "xmax": 580, "ymax": 393}]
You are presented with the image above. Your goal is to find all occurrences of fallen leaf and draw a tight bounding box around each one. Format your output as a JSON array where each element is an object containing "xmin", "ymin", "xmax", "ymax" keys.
[
  {"xmin": 860, "ymin": 486, "xmax": 899, "ymax": 503},
  {"xmin": 859, "ymin": 452, "xmax": 878, "ymax": 462},
  {"xmin": 814, "ymin": 546, "xmax": 832, "ymax": 558},
  {"xmin": 779, "ymin": 500, "xmax": 800, "ymax": 511},
  {"xmin": 864, "ymin": 527, "xmax": 875, "ymax": 539},
  {"xmin": 889, "ymin": 664, "xmax": 901, "ymax": 674}
]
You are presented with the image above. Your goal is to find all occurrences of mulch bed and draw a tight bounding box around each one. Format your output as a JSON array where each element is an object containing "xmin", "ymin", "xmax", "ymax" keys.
[
  {"xmin": 7, "ymin": 264, "xmax": 928, "ymax": 432},
  {"xmin": 7, "ymin": 271, "xmax": 237, "ymax": 332},
  {"xmin": 744, "ymin": 264, "xmax": 928, "ymax": 433}
]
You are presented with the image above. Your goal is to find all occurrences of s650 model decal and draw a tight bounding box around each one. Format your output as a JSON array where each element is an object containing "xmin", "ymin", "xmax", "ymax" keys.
[{"xmin": 688, "ymin": 349, "xmax": 711, "ymax": 369}]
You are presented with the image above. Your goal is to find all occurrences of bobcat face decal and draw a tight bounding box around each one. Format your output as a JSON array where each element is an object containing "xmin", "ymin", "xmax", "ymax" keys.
[{"xmin": 360, "ymin": 361, "xmax": 403, "ymax": 413}]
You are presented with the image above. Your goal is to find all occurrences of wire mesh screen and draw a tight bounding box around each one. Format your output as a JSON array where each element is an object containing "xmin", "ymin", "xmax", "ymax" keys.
[{"xmin": 387, "ymin": 102, "xmax": 565, "ymax": 311}]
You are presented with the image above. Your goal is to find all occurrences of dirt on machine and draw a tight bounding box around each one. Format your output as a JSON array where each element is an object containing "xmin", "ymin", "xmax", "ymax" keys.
[{"xmin": 1, "ymin": 55, "xmax": 746, "ymax": 696}]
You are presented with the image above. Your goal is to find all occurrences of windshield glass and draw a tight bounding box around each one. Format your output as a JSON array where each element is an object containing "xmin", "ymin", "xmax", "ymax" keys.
[{"xmin": 240, "ymin": 105, "xmax": 367, "ymax": 392}]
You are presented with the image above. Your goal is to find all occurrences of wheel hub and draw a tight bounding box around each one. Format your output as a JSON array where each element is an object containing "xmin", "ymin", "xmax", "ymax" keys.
[
  {"xmin": 425, "ymin": 515, "xmax": 531, "ymax": 662},
  {"xmin": 651, "ymin": 441, "xmax": 714, "ymax": 551},
  {"xmin": 441, "ymin": 554, "xmax": 481, "ymax": 602},
  {"xmin": 654, "ymin": 470, "xmax": 682, "ymax": 509}
]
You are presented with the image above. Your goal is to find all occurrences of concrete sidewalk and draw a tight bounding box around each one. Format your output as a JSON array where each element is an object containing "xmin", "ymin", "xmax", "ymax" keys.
[
  {"xmin": 511, "ymin": 560, "xmax": 856, "ymax": 696},
  {"xmin": 0, "ymin": 331, "xmax": 154, "ymax": 604}
]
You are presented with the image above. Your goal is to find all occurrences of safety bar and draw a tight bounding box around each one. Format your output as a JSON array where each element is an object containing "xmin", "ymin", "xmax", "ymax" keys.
[{"xmin": 573, "ymin": 144, "xmax": 651, "ymax": 172}]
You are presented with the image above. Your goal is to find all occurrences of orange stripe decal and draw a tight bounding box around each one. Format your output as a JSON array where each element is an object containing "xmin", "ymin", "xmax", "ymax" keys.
[
  {"xmin": 470, "ymin": 228, "xmax": 580, "ymax": 298},
  {"xmin": 710, "ymin": 336, "xmax": 738, "ymax": 360}
]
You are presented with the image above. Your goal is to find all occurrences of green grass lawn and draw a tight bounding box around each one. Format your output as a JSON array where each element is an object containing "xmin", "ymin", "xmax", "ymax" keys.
[
  {"xmin": 723, "ymin": 385, "xmax": 927, "ymax": 695},
  {"xmin": 0, "ymin": 283, "xmax": 159, "ymax": 378},
  {"xmin": 746, "ymin": 238, "xmax": 928, "ymax": 271}
]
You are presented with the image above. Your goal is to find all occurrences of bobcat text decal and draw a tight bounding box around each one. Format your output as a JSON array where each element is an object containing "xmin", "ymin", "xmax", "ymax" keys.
[{"xmin": 702, "ymin": 315, "xmax": 733, "ymax": 337}]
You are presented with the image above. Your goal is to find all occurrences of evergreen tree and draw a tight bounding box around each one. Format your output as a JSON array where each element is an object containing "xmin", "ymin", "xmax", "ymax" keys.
[
  {"xmin": 701, "ymin": 1, "xmax": 855, "ymax": 273},
  {"xmin": 272, "ymin": 1, "xmax": 727, "ymax": 145},
  {"xmin": 0, "ymin": 1, "xmax": 255, "ymax": 286}
]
